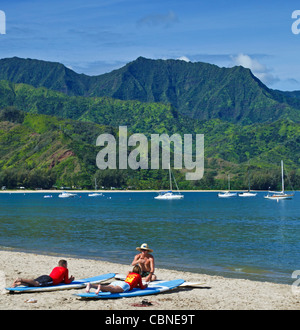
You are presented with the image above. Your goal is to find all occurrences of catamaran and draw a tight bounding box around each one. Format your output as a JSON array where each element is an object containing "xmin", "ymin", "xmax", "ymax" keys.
[
  {"xmin": 264, "ymin": 160, "xmax": 294, "ymax": 200},
  {"xmin": 154, "ymin": 165, "xmax": 184, "ymax": 200}
]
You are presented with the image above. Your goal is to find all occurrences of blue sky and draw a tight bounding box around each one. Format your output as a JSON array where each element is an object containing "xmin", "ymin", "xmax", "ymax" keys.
[{"xmin": 0, "ymin": 0, "xmax": 300, "ymax": 90}]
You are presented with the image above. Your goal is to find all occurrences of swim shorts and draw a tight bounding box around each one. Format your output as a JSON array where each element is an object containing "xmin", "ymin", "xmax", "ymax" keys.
[
  {"xmin": 110, "ymin": 280, "xmax": 130, "ymax": 292},
  {"xmin": 141, "ymin": 271, "xmax": 150, "ymax": 277},
  {"xmin": 34, "ymin": 275, "xmax": 53, "ymax": 287}
]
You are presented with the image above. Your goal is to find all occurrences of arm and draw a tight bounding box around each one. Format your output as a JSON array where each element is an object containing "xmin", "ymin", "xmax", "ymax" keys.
[
  {"xmin": 64, "ymin": 268, "xmax": 74, "ymax": 284},
  {"xmin": 131, "ymin": 254, "xmax": 141, "ymax": 266},
  {"xmin": 145, "ymin": 256, "xmax": 155, "ymax": 282},
  {"xmin": 138, "ymin": 275, "xmax": 147, "ymax": 290}
]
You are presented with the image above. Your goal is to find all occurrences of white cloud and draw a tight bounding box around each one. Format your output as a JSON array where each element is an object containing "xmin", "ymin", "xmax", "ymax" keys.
[
  {"xmin": 231, "ymin": 53, "xmax": 279, "ymax": 86},
  {"xmin": 233, "ymin": 54, "xmax": 264, "ymax": 72},
  {"xmin": 177, "ymin": 56, "xmax": 190, "ymax": 62}
]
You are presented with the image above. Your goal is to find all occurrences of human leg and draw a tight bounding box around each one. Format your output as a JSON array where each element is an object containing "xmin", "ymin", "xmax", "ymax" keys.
[
  {"xmin": 12, "ymin": 278, "xmax": 39, "ymax": 287},
  {"xmin": 86, "ymin": 283, "xmax": 99, "ymax": 293},
  {"xmin": 95, "ymin": 281, "xmax": 130, "ymax": 294}
]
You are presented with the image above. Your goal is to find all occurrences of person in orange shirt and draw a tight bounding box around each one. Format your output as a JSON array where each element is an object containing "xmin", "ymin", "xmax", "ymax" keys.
[
  {"xmin": 12, "ymin": 259, "xmax": 74, "ymax": 287},
  {"xmin": 86, "ymin": 265, "xmax": 147, "ymax": 294}
]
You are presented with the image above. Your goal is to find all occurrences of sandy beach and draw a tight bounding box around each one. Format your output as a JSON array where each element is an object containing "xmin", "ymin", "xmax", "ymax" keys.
[{"xmin": 0, "ymin": 250, "xmax": 299, "ymax": 310}]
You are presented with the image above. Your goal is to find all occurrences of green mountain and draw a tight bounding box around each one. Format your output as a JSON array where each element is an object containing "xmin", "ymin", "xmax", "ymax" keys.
[
  {"xmin": 0, "ymin": 107, "xmax": 116, "ymax": 189},
  {"xmin": 0, "ymin": 106, "xmax": 202, "ymax": 190},
  {"xmin": 0, "ymin": 56, "xmax": 299, "ymax": 190},
  {"xmin": 0, "ymin": 57, "xmax": 90, "ymax": 96},
  {"xmin": 0, "ymin": 80, "xmax": 193, "ymax": 135},
  {"xmin": 0, "ymin": 104, "xmax": 299, "ymax": 191},
  {"xmin": 0, "ymin": 56, "xmax": 300, "ymax": 124}
]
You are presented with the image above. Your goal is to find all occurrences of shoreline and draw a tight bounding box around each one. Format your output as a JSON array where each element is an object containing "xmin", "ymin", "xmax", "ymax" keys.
[
  {"xmin": 0, "ymin": 250, "xmax": 299, "ymax": 310},
  {"xmin": 0, "ymin": 245, "xmax": 291, "ymax": 285},
  {"xmin": 0, "ymin": 189, "xmax": 281, "ymax": 193}
]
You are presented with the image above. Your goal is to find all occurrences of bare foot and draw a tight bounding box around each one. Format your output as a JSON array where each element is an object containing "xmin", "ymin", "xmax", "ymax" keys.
[
  {"xmin": 12, "ymin": 278, "xmax": 22, "ymax": 288},
  {"xmin": 95, "ymin": 284, "xmax": 102, "ymax": 295}
]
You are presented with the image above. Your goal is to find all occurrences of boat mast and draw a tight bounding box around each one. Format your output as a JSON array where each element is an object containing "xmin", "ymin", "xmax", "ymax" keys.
[
  {"xmin": 281, "ymin": 160, "xmax": 284, "ymax": 193},
  {"xmin": 169, "ymin": 164, "xmax": 172, "ymax": 191},
  {"xmin": 248, "ymin": 171, "xmax": 250, "ymax": 192}
]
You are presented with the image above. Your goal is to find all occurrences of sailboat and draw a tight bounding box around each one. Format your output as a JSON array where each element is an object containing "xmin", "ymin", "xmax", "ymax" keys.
[
  {"xmin": 88, "ymin": 178, "xmax": 103, "ymax": 197},
  {"xmin": 264, "ymin": 160, "xmax": 294, "ymax": 200},
  {"xmin": 218, "ymin": 175, "xmax": 237, "ymax": 198},
  {"xmin": 238, "ymin": 191, "xmax": 257, "ymax": 197},
  {"xmin": 154, "ymin": 165, "xmax": 184, "ymax": 200},
  {"xmin": 239, "ymin": 171, "xmax": 257, "ymax": 197},
  {"xmin": 58, "ymin": 191, "xmax": 77, "ymax": 198}
]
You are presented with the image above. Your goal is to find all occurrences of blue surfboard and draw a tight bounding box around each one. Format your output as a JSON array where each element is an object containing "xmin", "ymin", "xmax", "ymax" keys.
[
  {"xmin": 74, "ymin": 279, "xmax": 184, "ymax": 299},
  {"xmin": 6, "ymin": 273, "xmax": 115, "ymax": 293}
]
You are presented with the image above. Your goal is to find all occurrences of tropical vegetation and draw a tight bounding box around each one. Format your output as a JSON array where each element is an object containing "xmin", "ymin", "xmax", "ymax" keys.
[{"xmin": 0, "ymin": 57, "xmax": 299, "ymax": 191}]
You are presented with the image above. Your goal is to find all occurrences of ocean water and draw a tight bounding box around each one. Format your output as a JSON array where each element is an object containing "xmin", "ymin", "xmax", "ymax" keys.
[{"xmin": 0, "ymin": 191, "xmax": 299, "ymax": 284}]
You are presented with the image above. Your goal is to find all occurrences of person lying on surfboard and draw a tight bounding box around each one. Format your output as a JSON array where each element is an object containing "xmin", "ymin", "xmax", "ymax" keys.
[
  {"xmin": 12, "ymin": 259, "xmax": 74, "ymax": 287},
  {"xmin": 85, "ymin": 265, "xmax": 147, "ymax": 294},
  {"xmin": 131, "ymin": 243, "xmax": 157, "ymax": 282}
]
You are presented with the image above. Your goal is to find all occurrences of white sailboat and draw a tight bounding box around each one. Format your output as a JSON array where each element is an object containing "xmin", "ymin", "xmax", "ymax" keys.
[
  {"xmin": 154, "ymin": 165, "xmax": 184, "ymax": 200},
  {"xmin": 238, "ymin": 191, "xmax": 257, "ymax": 197},
  {"xmin": 88, "ymin": 178, "xmax": 103, "ymax": 197},
  {"xmin": 264, "ymin": 160, "xmax": 294, "ymax": 200},
  {"xmin": 239, "ymin": 171, "xmax": 257, "ymax": 197},
  {"xmin": 58, "ymin": 191, "xmax": 77, "ymax": 198},
  {"xmin": 43, "ymin": 195, "xmax": 53, "ymax": 198},
  {"xmin": 88, "ymin": 192, "xmax": 103, "ymax": 197},
  {"xmin": 218, "ymin": 175, "xmax": 237, "ymax": 198}
]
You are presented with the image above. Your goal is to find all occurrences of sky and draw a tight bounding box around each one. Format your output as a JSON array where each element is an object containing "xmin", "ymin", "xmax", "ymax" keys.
[{"xmin": 0, "ymin": 0, "xmax": 300, "ymax": 91}]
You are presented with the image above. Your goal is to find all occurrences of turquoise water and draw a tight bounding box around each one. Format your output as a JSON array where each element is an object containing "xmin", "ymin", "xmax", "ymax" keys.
[{"xmin": 0, "ymin": 191, "xmax": 299, "ymax": 284}]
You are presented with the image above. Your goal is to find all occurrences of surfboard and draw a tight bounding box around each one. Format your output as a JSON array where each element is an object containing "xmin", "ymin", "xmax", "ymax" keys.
[
  {"xmin": 5, "ymin": 273, "xmax": 115, "ymax": 293},
  {"xmin": 74, "ymin": 279, "xmax": 184, "ymax": 299},
  {"xmin": 114, "ymin": 273, "xmax": 205, "ymax": 288},
  {"xmin": 150, "ymin": 280, "xmax": 206, "ymax": 288}
]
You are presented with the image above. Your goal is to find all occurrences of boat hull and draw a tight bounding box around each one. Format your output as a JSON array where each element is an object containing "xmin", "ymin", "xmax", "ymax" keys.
[
  {"xmin": 238, "ymin": 192, "xmax": 257, "ymax": 197},
  {"xmin": 264, "ymin": 194, "xmax": 294, "ymax": 200},
  {"xmin": 154, "ymin": 195, "xmax": 184, "ymax": 200},
  {"xmin": 58, "ymin": 192, "xmax": 76, "ymax": 198},
  {"xmin": 218, "ymin": 192, "xmax": 237, "ymax": 198}
]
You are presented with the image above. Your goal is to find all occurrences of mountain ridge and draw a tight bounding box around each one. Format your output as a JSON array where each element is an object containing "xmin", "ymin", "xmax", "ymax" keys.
[
  {"xmin": 0, "ymin": 56, "xmax": 299, "ymax": 189},
  {"xmin": 0, "ymin": 56, "xmax": 300, "ymax": 124}
]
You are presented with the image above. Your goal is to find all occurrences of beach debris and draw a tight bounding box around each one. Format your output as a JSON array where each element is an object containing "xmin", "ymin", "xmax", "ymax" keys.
[
  {"xmin": 131, "ymin": 299, "xmax": 153, "ymax": 307},
  {"xmin": 24, "ymin": 298, "xmax": 37, "ymax": 303}
]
